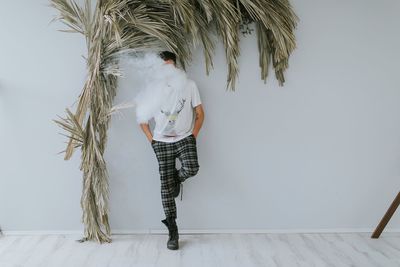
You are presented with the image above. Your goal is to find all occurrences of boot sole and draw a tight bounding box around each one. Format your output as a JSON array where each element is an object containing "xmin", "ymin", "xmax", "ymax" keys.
[
  {"xmin": 172, "ymin": 181, "xmax": 181, "ymax": 198},
  {"xmin": 167, "ymin": 245, "xmax": 179, "ymax": 250}
]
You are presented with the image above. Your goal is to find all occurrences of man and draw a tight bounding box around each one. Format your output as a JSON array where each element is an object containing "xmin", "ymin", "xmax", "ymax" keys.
[{"xmin": 139, "ymin": 51, "xmax": 205, "ymax": 250}]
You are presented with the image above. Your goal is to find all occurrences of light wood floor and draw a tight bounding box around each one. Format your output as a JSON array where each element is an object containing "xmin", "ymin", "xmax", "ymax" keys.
[{"xmin": 0, "ymin": 233, "xmax": 399, "ymax": 267}]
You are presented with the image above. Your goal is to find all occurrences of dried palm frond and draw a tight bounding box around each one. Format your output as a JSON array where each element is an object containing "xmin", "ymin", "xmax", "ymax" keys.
[
  {"xmin": 206, "ymin": 0, "xmax": 241, "ymax": 90},
  {"xmin": 50, "ymin": 0, "xmax": 298, "ymax": 243}
]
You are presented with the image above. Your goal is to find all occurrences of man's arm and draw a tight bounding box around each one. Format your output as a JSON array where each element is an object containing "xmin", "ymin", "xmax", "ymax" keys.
[
  {"xmin": 192, "ymin": 104, "xmax": 204, "ymax": 138},
  {"xmin": 139, "ymin": 123, "xmax": 153, "ymax": 143}
]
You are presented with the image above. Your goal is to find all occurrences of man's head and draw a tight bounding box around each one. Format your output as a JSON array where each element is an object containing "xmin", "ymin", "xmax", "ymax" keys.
[{"xmin": 159, "ymin": 51, "xmax": 177, "ymax": 66}]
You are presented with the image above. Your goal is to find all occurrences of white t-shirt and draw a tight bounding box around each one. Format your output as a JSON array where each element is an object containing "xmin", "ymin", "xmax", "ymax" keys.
[{"xmin": 152, "ymin": 79, "xmax": 202, "ymax": 142}]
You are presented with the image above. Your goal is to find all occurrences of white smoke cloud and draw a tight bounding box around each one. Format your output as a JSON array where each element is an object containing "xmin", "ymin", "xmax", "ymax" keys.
[{"xmin": 106, "ymin": 51, "xmax": 189, "ymax": 127}]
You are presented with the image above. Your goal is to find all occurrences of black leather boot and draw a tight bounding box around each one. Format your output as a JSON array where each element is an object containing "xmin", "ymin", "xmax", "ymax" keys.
[
  {"xmin": 172, "ymin": 169, "xmax": 183, "ymax": 201},
  {"xmin": 161, "ymin": 217, "xmax": 179, "ymax": 250}
]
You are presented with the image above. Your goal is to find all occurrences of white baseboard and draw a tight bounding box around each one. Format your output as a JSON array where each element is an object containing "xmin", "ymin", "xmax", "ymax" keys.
[{"xmin": 2, "ymin": 228, "xmax": 400, "ymax": 236}]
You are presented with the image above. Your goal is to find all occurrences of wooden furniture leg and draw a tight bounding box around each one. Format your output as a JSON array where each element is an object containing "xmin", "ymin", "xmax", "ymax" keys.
[{"xmin": 371, "ymin": 191, "xmax": 400, "ymax": 238}]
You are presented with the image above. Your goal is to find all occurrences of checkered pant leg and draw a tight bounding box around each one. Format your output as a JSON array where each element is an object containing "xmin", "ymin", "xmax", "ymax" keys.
[
  {"xmin": 176, "ymin": 134, "xmax": 199, "ymax": 182},
  {"xmin": 152, "ymin": 141, "xmax": 177, "ymax": 219},
  {"xmin": 151, "ymin": 134, "xmax": 200, "ymax": 219}
]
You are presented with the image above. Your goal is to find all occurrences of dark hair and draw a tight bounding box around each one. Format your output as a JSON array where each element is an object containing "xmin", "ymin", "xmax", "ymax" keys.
[{"xmin": 159, "ymin": 51, "xmax": 177, "ymax": 64}]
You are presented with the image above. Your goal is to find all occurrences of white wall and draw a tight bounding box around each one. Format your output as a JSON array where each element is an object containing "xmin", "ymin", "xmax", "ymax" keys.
[{"xmin": 1, "ymin": 0, "xmax": 400, "ymax": 233}]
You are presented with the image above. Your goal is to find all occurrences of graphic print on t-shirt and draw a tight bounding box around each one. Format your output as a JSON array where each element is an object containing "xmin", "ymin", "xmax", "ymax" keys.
[
  {"xmin": 160, "ymin": 98, "xmax": 186, "ymax": 136},
  {"xmin": 152, "ymin": 78, "xmax": 201, "ymax": 142}
]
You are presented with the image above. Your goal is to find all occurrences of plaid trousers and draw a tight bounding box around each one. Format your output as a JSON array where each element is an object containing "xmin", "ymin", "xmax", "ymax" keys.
[{"xmin": 151, "ymin": 133, "xmax": 200, "ymax": 219}]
